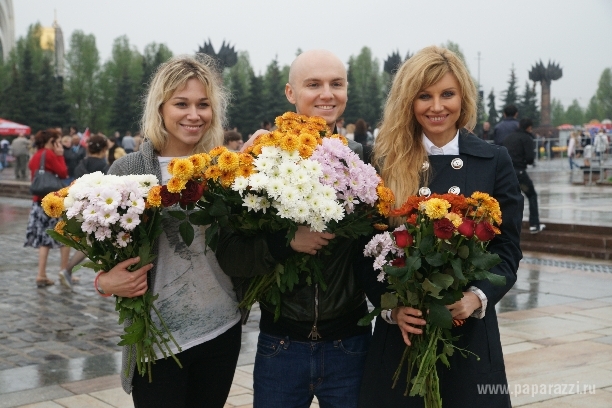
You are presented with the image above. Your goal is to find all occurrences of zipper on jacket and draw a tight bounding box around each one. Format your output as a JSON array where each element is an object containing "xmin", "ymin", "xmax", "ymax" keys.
[{"xmin": 308, "ymin": 283, "xmax": 321, "ymax": 340}]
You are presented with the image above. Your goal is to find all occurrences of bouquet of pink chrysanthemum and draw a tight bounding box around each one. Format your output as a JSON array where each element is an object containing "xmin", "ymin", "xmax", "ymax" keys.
[
  {"xmin": 42, "ymin": 172, "xmax": 181, "ymax": 382},
  {"xmin": 164, "ymin": 112, "xmax": 395, "ymax": 321}
]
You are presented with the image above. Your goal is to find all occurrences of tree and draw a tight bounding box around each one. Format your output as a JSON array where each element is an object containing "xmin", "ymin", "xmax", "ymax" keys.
[
  {"xmin": 225, "ymin": 51, "xmax": 254, "ymax": 135},
  {"xmin": 262, "ymin": 57, "xmax": 291, "ymax": 123},
  {"xmin": 244, "ymin": 69, "xmax": 265, "ymax": 134},
  {"xmin": 443, "ymin": 41, "xmax": 469, "ymax": 73},
  {"xmin": 518, "ymin": 81, "xmax": 539, "ymax": 125},
  {"xmin": 588, "ymin": 68, "xmax": 612, "ymax": 120},
  {"xmin": 141, "ymin": 42, "xmax": 173, "ymax": 94},
  {"xmin": 345, "ymin": 47, "xmax": 383, "ymax": 127},
  {"xmin": 65, "ymin": 30, "xmax": 101, "ymax": 130},
  {"xmin": 502, "ymin": 67, "xmax": 519, "ymax": 109},
  {"xmin": 565, "ymin": 99, "xmax": 585, "ymax": 125},
  {"xmin": 550, "ymin": 99, "xmax": 565, "ymax": 126},
  {"xmin": 487, "ymin": 89, "xmax": 498, "ymax": 127},
  {"xmin": 529, "ymin": 60, "xmax": 563, "ymax": 126}
]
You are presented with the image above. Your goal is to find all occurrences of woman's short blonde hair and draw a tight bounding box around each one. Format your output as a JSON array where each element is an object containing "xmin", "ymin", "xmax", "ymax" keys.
[
  {"xmin": 141, "ymin": 54, "xmax": 228, "ymax": 154},
  {"xmin": 373, "ymin": 45, "xmax": 477, "ymax": 221}
]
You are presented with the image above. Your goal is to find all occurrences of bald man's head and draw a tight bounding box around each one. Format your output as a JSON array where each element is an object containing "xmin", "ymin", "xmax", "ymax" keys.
[{"xmin": 285, "ymin": 50, "xmax": 348, "ymax": 128}]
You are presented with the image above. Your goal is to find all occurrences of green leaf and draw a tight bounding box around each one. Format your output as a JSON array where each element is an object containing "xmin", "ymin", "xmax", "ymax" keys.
[
  {"xmin": 205, "ymin": 221, "xmax": 219, "ymax": 250},
  {"xmin": 405, "ymin": 291, "xmax": 419, "ymax": 306},
  {"xmin": 474, "ymin": 270, "xmax": 507, "ymax": 286},
  {"xmin": 449, "ymin": 258, "xmax": 466, "ymax": 281},
  {"xmin": 428, "ymin": 302, "xmax": 452, "ymax": 329},
  {"xmin": 457, "ymin": 245, "xmax": 470, "ymax": 259},
  {"xmin": 430, "ymin": 272, "xmax": 454, "ymax": 290},
  {"xmin": 405, "ymin": 254, "xmax": 422, "ymax": 272},
  {"xmin": 209, "ymin": 197, "xmax": 229, "ymax": 217},
  {"xmin": 179, "ymin": 221, "xmax": 195, "ymax": 247},
  {"xmin": 189, "ymin": 210, "xmax": 213, "ymax": 226},
  {"xmin": 471, "ymin": 252, "xmax": 502, "ymax": 270},
  {"xmin": 422, "ymin": 278, "xmax": 442, "ymax": 297},
  {"xmin": 380, "ymin": 293, "xmax": 399, "ymax": 310},
  {"xmin": 425, "ymin": 252, "xmax": 445, "ymax": 267},
  {"xmin": 358, "ymin": 307, "xmax": 381, "ymax": 326},
  {"xmin": 167, "ymin": 210, "xmax": 186, "ymax": 221},
  {"xmin": 419, "ymin": 235, "xmax": 435, "ymax": 254},
  {"xmin": 46, "ymin": 230, "xmax": 78, "ymax": 248}
]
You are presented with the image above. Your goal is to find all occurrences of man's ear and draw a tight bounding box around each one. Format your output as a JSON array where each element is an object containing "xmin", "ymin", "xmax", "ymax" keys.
[{"xmin": 285, "ymin": 83, "xmax": 296, "ymax": 104}]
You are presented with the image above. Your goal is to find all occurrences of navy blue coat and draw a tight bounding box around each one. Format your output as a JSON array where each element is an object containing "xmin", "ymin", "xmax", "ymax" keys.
[{"xmin": 358, "ymin": 132, "xmax": 523, "ymax": 408}]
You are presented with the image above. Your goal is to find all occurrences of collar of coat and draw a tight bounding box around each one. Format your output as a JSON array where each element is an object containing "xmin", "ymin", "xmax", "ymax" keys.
[{"xmin": 458, "ymin": 129, "xmax": 496, "ymax": 159}]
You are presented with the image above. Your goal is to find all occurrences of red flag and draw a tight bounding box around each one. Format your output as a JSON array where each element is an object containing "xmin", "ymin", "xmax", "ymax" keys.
[{"xmin": 79, "ymin": 128, "xmax": 91, "ymax": 147}]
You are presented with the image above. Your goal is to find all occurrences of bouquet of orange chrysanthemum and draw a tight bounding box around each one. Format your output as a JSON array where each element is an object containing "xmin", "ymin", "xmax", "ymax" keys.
[
  {"xmin": 164, "ymin": 112, "xmax": 395, "ymax": 320},
  {"xmin": 42, "ymin": 173, "xmax": 181, "ymax": 383},
  {"xmin": 360, "ymin": 191, "xmax": 505, "ymax": 408}
]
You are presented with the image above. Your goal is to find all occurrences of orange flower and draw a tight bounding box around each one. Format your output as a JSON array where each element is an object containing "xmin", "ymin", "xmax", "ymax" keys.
[
  {"xmin": 54, "ymin": 220, "xmax": 66, "ymax": 235},
  {"xmin": 171, "ymin": 158, "xmax": 195, "ymax": 180},
  {"xmin": 188, "ymin": 154, "xmax": 208, "ymax": 173},
  {"xmin": 147, "ymin": 185, "xmax": 162, "ymax": 207},
  {"xmin": 298, "ymin": 144, "xmax": 314, "ymax": 158},
  {"xmin": 280, "ymin": 134, "xmax": 300, "ymax": 151},
  {"xmin": 204, "ymin": 165, "xmax": 222, "ymax": 181},
  {"xmin": 41, "ymin": 193, "xmax": 64, "ymax": 218},
  {"xmin": 217, "ymin": 151, "xmax": 240, "ymax": 172},
  {"xmin": 219, "ymin": 171, "xmax": 236, "ymax": 188},
  {"xmin": 166, "ymin": 177, "xmax": 187, "ymax": 193},
  {"xmin": 209, "ymin": 146, "xmax": 228, "ymax": 157}
]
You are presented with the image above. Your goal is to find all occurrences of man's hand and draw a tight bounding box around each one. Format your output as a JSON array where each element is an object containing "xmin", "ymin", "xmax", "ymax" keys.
[
  {"xmin": 290, "ymin": 225, "xmax": 335, "ymax": 255},
  {"xmin": 240, "ymin": 129, "xmax": 269, "ymax": 152}
]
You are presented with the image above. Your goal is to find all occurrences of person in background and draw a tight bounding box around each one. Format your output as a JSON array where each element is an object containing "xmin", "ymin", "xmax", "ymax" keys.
[
  {"xmin": 101, "ymin": 54, "xmax": 241, "ymax": 407},
  {"xmin": 354, "ymin": 118, "xmax": 373, "ymax": 164},
  {"xmin": 223, "ymin": 130, "xmax": 242, "ymax": 152},
  {"xmin": 26, "ymin": 129, "xmax": 71, "ymax": 287},
  {"xmin": 11, "ymin": 133, "xmax": 31, "ymax": 180},
  {"xmin": 479, "ymin": 121, "xmax": 491, "ymax": 140},
  {"xmin": 345, "ymin": 123, "xmax": 355, "ymax": 141},
  {"xmin": 502, "ymin": 118, "xmax": 545, "ymax": 234},
  {"xmin": 593, "ymin": 128, "xmax": 608, "ymax": 160},
  {"xmin": 0, "ymin": 138, "xmax": 9, "ymax": 169},
  {"xmin": 493, "ymin": 104, "xmax": 519, "ymax": 145},
  {"xmin": 122, "ymin": 131, "xmax": 135, "ymax": 153},
  {"xmin": 133, "ymin": 131, "xmax": 143, "ymax": 152},
  {"xmin": 59, "ymin": 134, "xmax": 110, "ymax": 290},
  {"xmin": 107, "ymin": 135, "xmax": 126, "ymax": 166},
  {"xmin": 63, "ymin": 135, "xmax": 86, "ymax": 184},
  {"xmin": 359, "ymin": 45, "xmax": 522, "ymax": 408},
  {"xmin": 336, "ymin": 116, "xmax": 347, "ymax": 136},
  {"xmin": 567, "ymin": 131, "xmax": 579, "ymax": 170}
]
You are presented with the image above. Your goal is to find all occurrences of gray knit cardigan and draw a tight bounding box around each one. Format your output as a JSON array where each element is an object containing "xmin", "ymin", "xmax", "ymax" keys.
[{"xmin": 108, "ymin": 140, "xmax": 162, "ymax": 394}]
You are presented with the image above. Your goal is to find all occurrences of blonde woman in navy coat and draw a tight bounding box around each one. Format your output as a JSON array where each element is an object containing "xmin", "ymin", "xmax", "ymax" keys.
[{"xmin": 358, "ymin": 46, "xmax": 523, "ymax": 407}]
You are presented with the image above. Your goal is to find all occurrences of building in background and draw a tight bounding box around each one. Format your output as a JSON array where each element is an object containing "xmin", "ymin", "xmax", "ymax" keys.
[
  {"xmin": 0, "ymin": 0, "xmax": 15, "ymax": 63},
  {"xmin": 39, "ymin": 13, "xmax": 65, "ymax": 77}
]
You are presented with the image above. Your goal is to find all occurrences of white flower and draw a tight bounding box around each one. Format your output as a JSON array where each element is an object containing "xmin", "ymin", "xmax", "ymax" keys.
[
  {"xmin": 278, "ymin": 161, "xmax": 299, "ymax": 180},
  {"xmin": 82, "ymin": 203, "xmax": 100, "ymax": 222},
  {"xmin": 248, "ymin": 173, "xmax": 270, "ymax": 192},
  {"xmin": 98, "ymin": 208, "xmax": 120, "ymax": 227},
  {"xmin": 120, "ymin": 212, "xmax": 140, "ymax": 231},
  {"xmin": 243, "ymin": 193, "xmax": 264, "ymax": 212},
  {"xmin": 231, "ymin": 176, "xmax": 249, "ymax": 195},
  {"xmin": 97, "ymin": 188, "xmax": 122, "ymax": 211},
  {"xmin": 376, "ymin": 271, "xmax": 386, "ymax": 282},
  {"xmin": 125, "ymin": 193, "xmax": 145, "ymax": 213},
  {"xmin": 94, "ymin": 226, "xmax": 112, "ymax": 241},
  {"xmin": 116, "ymin": 231, "xmax": 132, "ymax": 247},
  {"xmin": 267, "ymin": 178, "xmax": 285, "ymax": 199},
  {"xmin": 81, "ymin": 219, "xmax": 97, "ymax": 234}
]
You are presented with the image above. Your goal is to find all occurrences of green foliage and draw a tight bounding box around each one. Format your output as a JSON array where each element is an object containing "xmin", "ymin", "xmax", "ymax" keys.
[
  {"xmin": 225, "ymin": 52, "xmax": 255, "ymax": 135},
  {"xmin": 519, "ymin": 81, "xmax": 540, "ymax": 126},
  {"xmin": 487, "ymin": 89, "xmax": 498, "ymax": 127},
  {"xmin": 551, "ymin": 98, "xmax": 565, "ymax": 126},
  {"xmin": 586, "ymin": 68, "xmax": 612, "ymax": 121},
  {"xmin": 565, "ymin": 100, "xmax": 585, "ymax": 126},
  {"xmin": 262, "ymin": 58, "xmax": 292, "ymax": 123},
  {"xmin": 344, "ymin": 47, "xmax": 383, "ymax": 128},
  {"xmin": 502, "ymin": 67, "xmax": 519, "ymax": 108}
]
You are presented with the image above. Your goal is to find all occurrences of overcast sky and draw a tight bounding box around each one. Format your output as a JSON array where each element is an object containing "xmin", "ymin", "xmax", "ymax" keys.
[{"xmin": 13, "ymin": 0, "xmax": 612, "ymax": 111}]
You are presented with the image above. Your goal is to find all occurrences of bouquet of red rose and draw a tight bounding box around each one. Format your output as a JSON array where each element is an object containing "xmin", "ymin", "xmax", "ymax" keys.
[{"xmin": 361, "ymin": 192, "xmax": 506, "ymax": 408}]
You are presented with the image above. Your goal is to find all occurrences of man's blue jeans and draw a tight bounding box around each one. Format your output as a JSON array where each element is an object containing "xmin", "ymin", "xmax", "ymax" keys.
[{"xmin": 253, "ymin": 332, "xmax": 371, "ymax": 408}]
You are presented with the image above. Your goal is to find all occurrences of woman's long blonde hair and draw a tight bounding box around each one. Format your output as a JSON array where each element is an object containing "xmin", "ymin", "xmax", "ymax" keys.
[
  {"xmin": 141, "ymin": 54, "xmax": 228, "ymax": 154},
  {"xmin": 373, "ymin": 45, "xmax": 477, "ymax": 220}
]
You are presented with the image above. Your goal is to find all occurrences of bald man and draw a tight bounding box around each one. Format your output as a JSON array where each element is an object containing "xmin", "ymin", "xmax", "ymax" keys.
[{"xmin": 217, "ymin": 50, "xmax": 370, "ymax": 408}]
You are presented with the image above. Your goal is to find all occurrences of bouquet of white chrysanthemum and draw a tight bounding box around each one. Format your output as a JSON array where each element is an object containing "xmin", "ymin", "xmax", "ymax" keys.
[
  {"xmin": 42, "ymin": 172, "xmax": 181, "ymax": 383},
  {"xmin": 231, "ymin": 145, "xmax": 345, "ymax": 232}
]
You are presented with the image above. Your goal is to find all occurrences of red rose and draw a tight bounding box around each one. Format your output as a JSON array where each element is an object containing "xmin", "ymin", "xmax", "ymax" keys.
[
  {"xmin": 457, "ymin": 218, "xmax": 475, "ymax": 238},
  {"xmin": 433, "ymin": 218, "xmax": 455, "ymax": 240},
  {"xmin": 393, "ymin": 230, "xmax": 413, "ymax": 248},
  {"xmin": 179, "ymin": 180, "xmax": 205, "ymax": 205},
  {"xmin": 474, "ymin": 221, "xmax": 496, "ymax": 241},
  {"xmin": 391, "ymin": 257, "xmax": 406, "ymax": 267},
  {"xmin": 160, "ymin": 186, "xmax": 181, "ymax": 207}
]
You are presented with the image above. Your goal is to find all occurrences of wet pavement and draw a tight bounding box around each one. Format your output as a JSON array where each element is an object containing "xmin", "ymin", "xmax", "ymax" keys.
[{"xmin": 0, "ymin": 158, "xmax": 611, "ymax": 407}]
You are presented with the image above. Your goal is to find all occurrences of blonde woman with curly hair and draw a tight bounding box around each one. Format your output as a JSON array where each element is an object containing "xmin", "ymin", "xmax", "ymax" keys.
[
  {"xmin": 358, "ymin": 46, "xmax": 523, "ymax": 407},
  {"xmin": 99, "ymin": 54, "xmax": 241, "ymax": 408}
]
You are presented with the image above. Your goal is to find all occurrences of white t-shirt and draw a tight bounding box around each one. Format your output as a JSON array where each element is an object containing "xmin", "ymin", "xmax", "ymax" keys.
[{"xmin": 152, "ymin": 157, "xmax": 240, "ymax": 356}]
